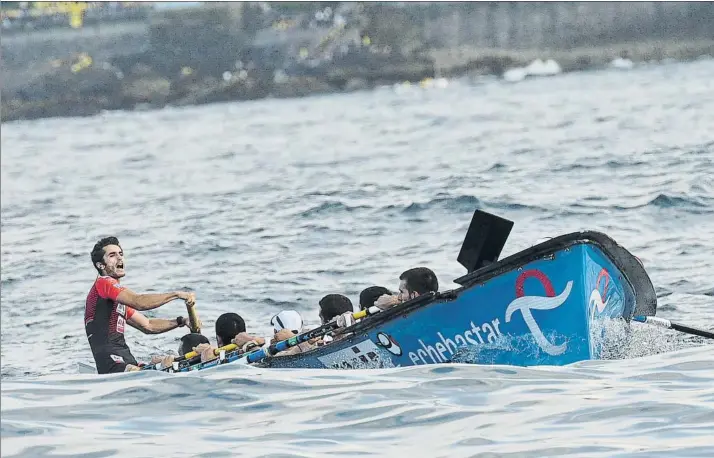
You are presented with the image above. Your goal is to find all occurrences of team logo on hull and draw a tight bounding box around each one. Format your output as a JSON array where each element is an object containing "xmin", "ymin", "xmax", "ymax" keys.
[
  {"xmin": 375, "ymin": 332, "xmax": 402, "ymax": 356},
  {"xmin": 505, "ymin": 269, "xmax": 572, "ymax": 356},
  {"xmin": 589, "ymin": 268, "xmax": 610, "ymax": 320}
]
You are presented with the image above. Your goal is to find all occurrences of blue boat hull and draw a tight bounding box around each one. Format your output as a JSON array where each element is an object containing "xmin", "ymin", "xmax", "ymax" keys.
[{"xmin": 251, "ymin": 231, "xmax": 656, "ymax": 370}]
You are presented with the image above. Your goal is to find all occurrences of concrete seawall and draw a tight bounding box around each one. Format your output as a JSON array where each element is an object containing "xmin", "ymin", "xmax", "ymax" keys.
[
  {"xmin": 365, "ymin": 2, "xmax": 713, "ymax": 72},
  {"xmin": 2, "ymin": 2, "xmax": 713, "ymax": 122},
  {"xmin": 400, "ymin": 2, "xmax": 712, "ymax": 50}
]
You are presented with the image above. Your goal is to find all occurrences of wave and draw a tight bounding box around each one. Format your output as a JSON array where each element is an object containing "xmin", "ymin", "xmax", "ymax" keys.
[
  {"xmin": 402, "ymin": 195, "xmax": 481, "ymax": 214},
  {"xmin": 604, "ymin": 159, "xmax": 648, "ymax": 168},
  {"xmin": 485, "ymin": 162, "xmax": 508, "ymax": 172},
  {"xmin": 210, "ymin": 151, "xmax": 238, "ymax": 160},
  {"xmin": 296, "ymin": 196, "xmax": 487, "ymax": 218},
  {"xmin": 609, "ymin": 193, "xmax": 712, "ymax": 212},
  {"xmin": 125, "ymin": 153, "xmax": 156, "ymax": 162},
  {"xmin": 489, "ymin": 201, "xmax": 549, "ymax": 212},
  {"xmin": 650, "ymin": 193, "xmax": 709, "ymax": 209},
  {"xmin": 297, "ymin": 202, "xmax": 372, "ymax": 218}
]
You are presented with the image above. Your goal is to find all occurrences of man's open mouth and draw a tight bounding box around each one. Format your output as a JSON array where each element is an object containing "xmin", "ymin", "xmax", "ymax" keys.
[{"xmin": 117, "ymin": 263, "xmax": 124, "ymax": 269}]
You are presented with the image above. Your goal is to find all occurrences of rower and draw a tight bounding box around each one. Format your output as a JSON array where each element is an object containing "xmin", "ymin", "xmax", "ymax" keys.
[
  {"xmin": 84, "ymin": 236, "xmax": 196, "ymax": 374},
  {"xmin": 215, "ymin": 312, "xmax": 247, "ymax": 347},
  {"xmin": 374, "ymin": 267, "xmax": 439, "ymax": 310},
  {"xmin": 359, "ymin": 286, "xmax": 393, "ymax": 311},
  {"xmin": 193, "ymin": 312, "xmax": 272, "ymax": 362},
  {"xmin": 319, "ymin": 294, "xmax": 354, "ymax": 324},
  {"xmin": 270, "ymin": 310, "xmax": 316, "ymax": 356},
  {"xmin": 233, "ymin": 309, "xmax": 306, "ymax": 351},
  {"xmin": 179, "ymin": 333, "xmax": 210, "ymax": 355},
  {"xmin": 317, "ymin": 294, "xmax": 356, "ymax": 342}
]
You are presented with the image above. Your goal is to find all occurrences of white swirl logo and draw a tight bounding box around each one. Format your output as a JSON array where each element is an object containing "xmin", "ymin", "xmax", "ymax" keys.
[
  {"xmin": 505, "ymin": 272, "xmax": 573, "ymax": 356},
  {"xmin": 589, "ymin": 268, "xmax": 610, "ymax": 321},
  {"xmin": 589, "ymin": 289, "xmax": 609, "ymax": 320}
]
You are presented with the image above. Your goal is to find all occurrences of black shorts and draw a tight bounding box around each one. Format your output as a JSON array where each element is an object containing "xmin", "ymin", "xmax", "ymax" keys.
[{"xmin": 94, "ymin": 347, "xmax": 139, "ymax": 374}]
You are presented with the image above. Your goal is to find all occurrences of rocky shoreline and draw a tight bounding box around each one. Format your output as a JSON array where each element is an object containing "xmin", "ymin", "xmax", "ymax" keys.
[
  {"xmin": 3, "ymin": 30, "xmax": 713, "ymax": 124},
  {"xmin": 1, "ymin": 55, "xmax": 435, "ymax": 122},
  {"xmin": 4, "ymin": 39, "xmax": 713, "ymax": 124}
]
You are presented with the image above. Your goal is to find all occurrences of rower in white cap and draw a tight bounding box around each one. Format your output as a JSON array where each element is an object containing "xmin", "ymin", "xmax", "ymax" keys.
[
  {"xmin": 269, "ymin": 310, "xmax": 317, "ymax": 356},
  {"xmin": 270, "ymin": 310, "xmax": 304, "ymax": 335}
]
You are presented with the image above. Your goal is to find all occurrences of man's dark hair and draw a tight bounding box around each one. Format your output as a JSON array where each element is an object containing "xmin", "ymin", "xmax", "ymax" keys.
[
  {"xmin": 319, "ymin": 294, "xmax": 354, "ymax": 322},
  {"xmin": 359, "ymin": 286, "xmax": 393, "ymax": 310},
  {"xmin": 400, "ymin": 267, "xmax": 439, "ymax": 296},
  {"xmin": 91, "ymin": 236, "xmax": 120, "ymax": 274},
  {"xmin": 215, "ymin": 313, "xmax": 246, "ymax": 345},
  {"xmin": 178, "ymin": 333, "xmax": 210, "ymax": 355}
]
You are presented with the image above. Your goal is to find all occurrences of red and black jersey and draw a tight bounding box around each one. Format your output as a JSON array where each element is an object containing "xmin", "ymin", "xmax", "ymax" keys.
[{"xmin": 85, "ymin": 276, "xmax": 138, "ymax": 373}]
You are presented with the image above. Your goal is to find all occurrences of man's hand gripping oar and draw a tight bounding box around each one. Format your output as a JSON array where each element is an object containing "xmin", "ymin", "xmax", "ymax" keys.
[
  {"xmin": 140, "ymin": 294, "xmax": 202, "ymax": 371},
  {"xmin": 235, "ymin": 305, "xmax": 383, "ymax": 366},
  {"xmin": 145, "ymin": 305, "xmax": 384, "ymax": 372}
]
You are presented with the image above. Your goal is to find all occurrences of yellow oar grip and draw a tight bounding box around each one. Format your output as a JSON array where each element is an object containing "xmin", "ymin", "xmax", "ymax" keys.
[
  {"xmin": 180, "ymin": 309, "xmax": 372, "ymax": 362},
  {"xmin": 180, "ymin": 343, "xmax": 238, "ymax": 361},
  {"xmin": 215, "ymin": 343, "xmax": 238, "ymax": 355}
]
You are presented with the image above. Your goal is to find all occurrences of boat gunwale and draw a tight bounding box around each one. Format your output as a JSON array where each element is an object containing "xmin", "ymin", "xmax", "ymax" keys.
[{"xmin": 253, "ymin": 230, "xmax": 657, "ymax": 368}]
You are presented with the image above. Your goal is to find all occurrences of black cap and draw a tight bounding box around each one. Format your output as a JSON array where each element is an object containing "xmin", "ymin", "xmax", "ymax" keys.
[{"xmin": 178, "ymin": 333, "xmax": 209, "ymax": 355}]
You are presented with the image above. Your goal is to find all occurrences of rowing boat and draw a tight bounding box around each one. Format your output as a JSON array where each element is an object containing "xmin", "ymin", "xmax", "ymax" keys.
[{"xmin": 167, "ymin": 210, "xmax": 657, "ymax": 372}]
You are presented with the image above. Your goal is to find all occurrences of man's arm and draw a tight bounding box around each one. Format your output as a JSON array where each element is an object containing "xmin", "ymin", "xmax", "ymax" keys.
[
  {"xmin": 231, "ymin": 332, "xmax": 267, "ymax": 348},
  {"xmin": 116, "ymin": 288, "xmax": 193, "ymax": 311},
  {"xmin": 374, "ymin": 293, "xmax": 400, "ymax": 310},
  {"xmin": 127, "ymin": 309, "xmax": 185, "ymax": 334}
]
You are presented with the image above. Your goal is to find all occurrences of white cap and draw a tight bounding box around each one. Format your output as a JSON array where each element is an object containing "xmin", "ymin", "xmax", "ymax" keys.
[{"xmin": 270, "ymin": 310, "xmax": 304, "ymax": 334}]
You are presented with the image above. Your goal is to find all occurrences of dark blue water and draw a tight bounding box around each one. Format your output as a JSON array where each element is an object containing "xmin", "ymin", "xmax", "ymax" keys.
[{"xmin": 2, "ymin": 59, "xmax": 713, "ymax": 457}]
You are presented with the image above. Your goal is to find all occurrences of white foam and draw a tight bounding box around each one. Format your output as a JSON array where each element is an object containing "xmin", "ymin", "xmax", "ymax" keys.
[
  {"xmin": 526, "ymin": 58, "xmax": 562, "ymax": 76},
  {"xmin": 503, "ymin": 67, "xmax": 528, "ymax": 83},
  {"xmin": 503, "ymin": 58, "xmax": 562, "ymax": 82},
  {"xmin": 610, "ymin": 57, "xmax": 634, "ymax": 70}
]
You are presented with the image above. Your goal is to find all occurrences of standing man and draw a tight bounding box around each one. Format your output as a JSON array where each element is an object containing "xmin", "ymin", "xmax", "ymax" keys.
[{"xmin": 85, "ymin": 236, "xmax": 196, "ymax": 374}]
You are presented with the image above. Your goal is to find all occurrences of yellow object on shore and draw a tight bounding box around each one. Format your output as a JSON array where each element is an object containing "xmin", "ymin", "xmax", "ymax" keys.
[
  {"xmin": 70, "ymin": 52, "xmax": 92, "ymax": 73},
  {"xmin": 67, "ymin": 2, "xmax": 87, "ymax": 29},
  {"xmin": 8, "ymin": 2, "xmax": 89, "ymax": 28}
]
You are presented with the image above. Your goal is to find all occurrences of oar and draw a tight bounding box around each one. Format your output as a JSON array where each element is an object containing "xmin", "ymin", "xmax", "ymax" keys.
[
  {"xmin": 186, "ymin": 300, "xmax": 201, "ymax": 334},
  {"xmin": 143, "ymin": 305, "xmax": 384, "ymax": 371},
  {"xmin": 235, "ymin": 305, "xmax": 382, "ymax": 366},
  {"xmin": 633, "ymin": 316, "xmax": 714, "ymax": 339},
  {"xmin": 141, "ymin": 343, "xmax": 239, "ymax": 371},
  {"xmin": 141, "ymin": 300, "xmax": 204, "ymax": 371}
]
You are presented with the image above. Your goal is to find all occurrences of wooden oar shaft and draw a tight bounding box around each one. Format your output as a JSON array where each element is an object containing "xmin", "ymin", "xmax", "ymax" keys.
[{"xmin": 186, "ymin": 303, "xmax": 201, "ymax": 334}]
